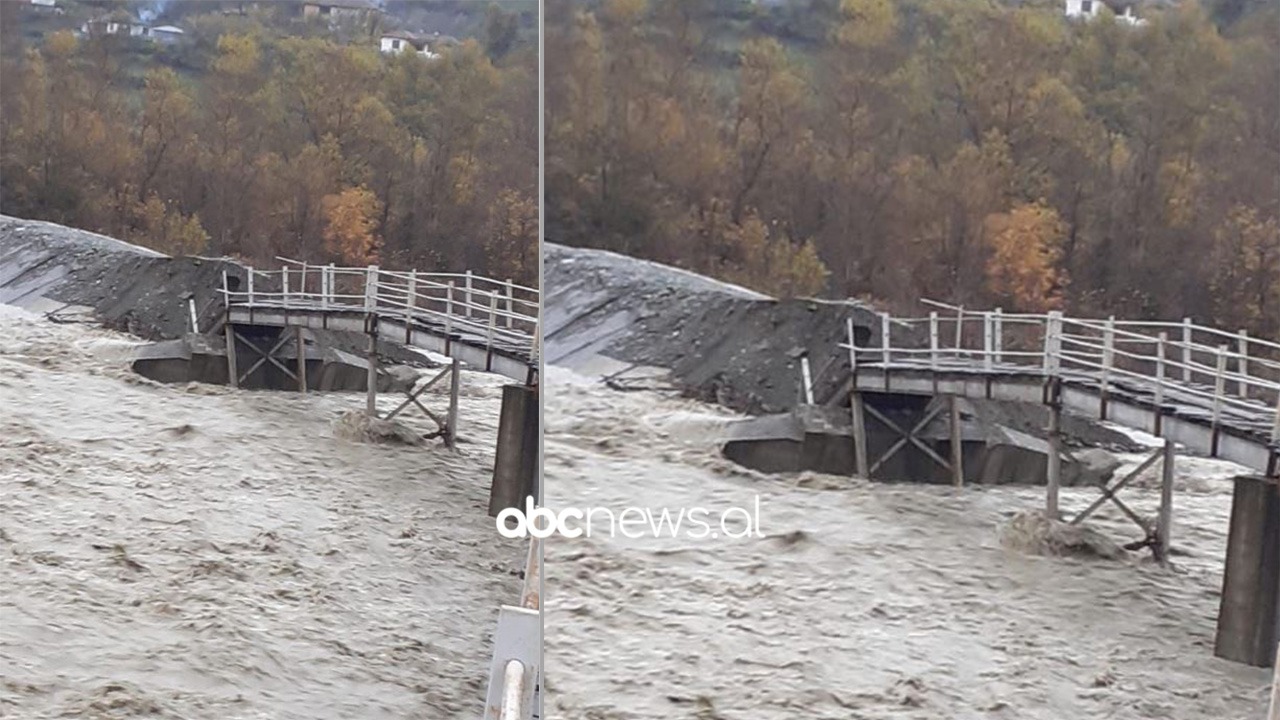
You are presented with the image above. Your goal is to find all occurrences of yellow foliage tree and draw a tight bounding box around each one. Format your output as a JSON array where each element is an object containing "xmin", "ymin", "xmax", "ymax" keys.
[
  {"xmin": 1211, "ymin": 205, "xmax": 1280, "ymax": 335},
  {"xmin": 322, "ymin": 186, "xmax": 383, "ymax": 265},
  {"xmin": 130, "ymin": 193, "xmax": 209, "ymax": 256},
  {"xmin": 983, "ymin": 202, "xmax": 1067, "ymax": 312},
  {"xmin": 485, "ymin": 189, "xmax": 538, "ymax": 286}
]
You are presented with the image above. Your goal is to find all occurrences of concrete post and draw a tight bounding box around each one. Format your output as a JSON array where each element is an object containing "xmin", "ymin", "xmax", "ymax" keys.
[
  {"xmin": 1214, "ymin": 475, "xmax": 1279, "ymax": 667},
  {"xmin": 489, "ymin": 384, "xmax": 540, "ymax": 517}
]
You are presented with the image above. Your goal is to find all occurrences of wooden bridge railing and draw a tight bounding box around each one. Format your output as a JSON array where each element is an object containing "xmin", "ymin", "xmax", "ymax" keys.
[
  {"xmin": 837, "ymin": 299, "xmax": 1280, "ymax": 444},
  {"xmin": 221, "ymin": 258, "xmax": 539, "ymax": 363}
]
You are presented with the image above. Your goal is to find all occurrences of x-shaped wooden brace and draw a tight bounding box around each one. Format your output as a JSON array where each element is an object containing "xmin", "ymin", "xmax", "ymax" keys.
[
  {"xmin": 235, "ymin": 330, "xmax": 297, "ymax": 386},
  {"xmin": 865, "ymin": 401, "xmax": 954, "ymax": 475},
  {"xmin": 382, "ymin": 363, "xmax": 455, "ymax": 440},
  {"xmin": 1070, "ymin": 445, "xmax": 1163, "ymax": 536}
]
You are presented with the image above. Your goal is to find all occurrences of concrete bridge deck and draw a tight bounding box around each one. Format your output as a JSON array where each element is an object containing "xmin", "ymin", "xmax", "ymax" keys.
[
  {"xmin": 833, "ymin": 305, "xmax": 1279, "ymax": 477},
  {"xmin": 221, "ymin": 261, "xmax": 539, "ymax": 385}
]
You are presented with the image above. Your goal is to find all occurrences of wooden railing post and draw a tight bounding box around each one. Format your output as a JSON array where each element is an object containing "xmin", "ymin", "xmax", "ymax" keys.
[
  {"xmin": 445, "ymin": 281, "xmax": 454, "ymax": 335},
  {"xmin": 881, "ymin": 312, "xmax": 891, "ymax": 366},
  {"xmin": 221, "ymin": 270, "xmax": 230, "ymax": 306},
  {"xmin": 505, "ymin": 279, "xmax": 514, "ymax": 329},
  {"xmin": 487, "ymin": 291, "xmax": 498, "ymax": 350},
  {"xmin": 246, "ymin": 269, "xmax": 254, "ymax": 304},
  {"xmin": 983, "ymin": 311, "xmax": 993, "ymax": 371},
  {"xmin": 1213, "ymin": 345, "xmax": 1227, "ymax": 429},
  {"xmin": 993, "ymin": 307, "xmax": 1003, "ymax": 364},
  {"xmin": 320, "ymin": 265, "xmax": 330, "ymax": 310},
  {"xmin": 929, "ymin": 311, "xmax": 939, "ymax": 371},
  {"xmin": 1238, "ymin": 329, "xmax": 1249, "ymax": 399},
  {"xmin": 1043, "ymin": 311, "xmax": 1063, "ymax": 376},
  {"xmin": 365, "ymin": 265, "xmax": 379, "ymax": 311},
  {"xmin": 1182, "ymin": 317, "xmax": 1192, "ymax": 382},
  {"xmin": 407, "ymin": 270, "xmax": 418, "ymax": 323},
  {"xmin": 281, "ymin": 264, "xmax": 289, "ymax": 307},
  {"xmin": 1101, "ymin": 315, "xmax": 1115, "ymax": 394},
  {"xmin": 1155, "ymin": 332, "xmax": 1167, "ymax": 407},
  {"xmin": 464, "ymin": 270, "xmax": 474, "ymax": 318},
  {"xmin": 954, "ymin": 305, "xmax": 964, "ymax": 349}
]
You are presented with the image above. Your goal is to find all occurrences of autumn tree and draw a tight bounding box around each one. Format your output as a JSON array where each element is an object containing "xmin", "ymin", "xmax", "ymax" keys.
[
  {"xmin": 322, "ymin": 186, "xmax": 382, "ymax": 266},
  {"xmin": 983, "ymin": 202, "xmax": 1068, "ymax": 312}
]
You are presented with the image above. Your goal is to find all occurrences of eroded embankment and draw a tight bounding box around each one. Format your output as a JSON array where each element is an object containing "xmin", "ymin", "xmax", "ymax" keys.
[
  {"xmin": 0, "ymin": 215, "xmax": 239, "ymax": 340},
  {"xmin": 544, "ymin": 243, "xmax": 886, "ymax": 413},
  {"xmin": 544, "ymin": 243, "xmax": 1140, "ymax": 450},
  {"xmin": 0, "ymin": 215, "xmax": 435, "ymax": 370}
]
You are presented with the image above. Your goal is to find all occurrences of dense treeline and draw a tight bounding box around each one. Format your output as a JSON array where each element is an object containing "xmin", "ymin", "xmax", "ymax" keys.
[
  {"xmin": 0, "ymin": 7, "xmax": 538, "ymax": 284},
  {"xmin": 546, "ymin": 0, "xmax": 1279, "ymax": 334}
]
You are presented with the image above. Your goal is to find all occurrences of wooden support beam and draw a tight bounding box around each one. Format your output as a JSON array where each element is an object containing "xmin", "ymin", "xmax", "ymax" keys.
[
  {"xmin": 866, "ymin": 402, "xmax": 951, "ymax": 475},
  {"xmin": 235, "ymin": 331, "xmax": 296, "ymax": 386},
  {"xmin": 850, "ymin": 391, "xmax": 870, "ymax": 479},
  {"xmin": 1071, "ymin": 446, "xmax": 1164, "ymax": 525},
  {"xmin": 384, "ymin": 365, "xmax": 453, "ymax": 421},
  {"xmin": 296, "ymin": 327, "xmax": 307, "ymax": 393},
  {"xmin": 1156, "ymin": 439, "xmax": 1175, "ymax": 562},
  {"xmin": 950, "ymin": 395, "xmax": 964, "ymax": 487},
  {"xmin": 1047, "ymin": 404, "xmax": 1062, "ymax": 518},
  {"xmin": 224, "ymin": 322, "xmax": 238, "ymax": 389},
  {"xmin": 366, "ymin": 331, "xmax": 378, "ymax": 417},
  {"xmin": 447, "ymin": 358, "xmax": 460, "ymax": 447}
]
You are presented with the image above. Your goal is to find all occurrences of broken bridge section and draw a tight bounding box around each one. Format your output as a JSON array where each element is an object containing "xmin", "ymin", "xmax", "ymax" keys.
[
  {"xmin": 825, "ymin": 300, "xmax": 1279, "ymax": 668},
  {"xmin": 218, "ymin": 259, "xmax": 540, "ymax": 505}
]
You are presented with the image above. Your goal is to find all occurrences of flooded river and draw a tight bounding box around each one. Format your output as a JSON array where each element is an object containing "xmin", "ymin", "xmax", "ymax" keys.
[
  {"xmin": 0, "ymin": 305, "xmax": 523, "ymax": 719},
  {"xmin": 543, "ymin": 366, "xmax": 1272, "ymax": 720}
]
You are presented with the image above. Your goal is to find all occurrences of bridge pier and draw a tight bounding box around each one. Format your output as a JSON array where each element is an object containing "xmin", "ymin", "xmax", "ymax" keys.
[
  {"xmin": 489, "ymin": 384, "xmax": 540, "ymax": 517},
  {"xmin": 1215, "ymin": 475, "xmax": 1279, "ymax": 668}
]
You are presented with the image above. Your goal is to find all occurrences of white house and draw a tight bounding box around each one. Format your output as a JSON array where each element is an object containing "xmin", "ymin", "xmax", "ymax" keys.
[
  {"xmin": 81, "ymin": 15, "xmax": 148, "ymax": 37},
  {"xmin": 147, "ymin": 25, "xmax": 186, "ymax": 45},
  {"xmin": 379, "ymin": 31, "xmax": 440, "ymax": 59},
  {"xmin": 1065, "ymin": 0, "xmax": 1146, "ymax": 25},
  {"xmin": 28, "ymin": 0, "xmax": 65, "ymax": 13}
]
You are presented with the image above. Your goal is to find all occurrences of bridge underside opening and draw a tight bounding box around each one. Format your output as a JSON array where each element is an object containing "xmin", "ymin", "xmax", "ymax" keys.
[
  {"xmin": 721, "ymin": 396, "xmax": 1119, "ymax": 487},
  {"xmin": 129, "ymin": 326, "xmax": 412, "ymax": 393}
]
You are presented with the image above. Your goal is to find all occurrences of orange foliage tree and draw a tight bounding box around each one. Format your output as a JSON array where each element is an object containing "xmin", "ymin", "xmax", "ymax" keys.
[
  {"xmin": 322, "ymin": 186, "xmax": 382, "ymax": 265},
  {"xmin": 983, "ymin": 202, "xmax": 1067, "ymax": 312}
]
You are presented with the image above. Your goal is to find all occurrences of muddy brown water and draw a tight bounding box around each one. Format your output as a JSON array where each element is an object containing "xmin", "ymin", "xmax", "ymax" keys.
[
  {"xmin": 0, "ymin": 305, "xmax": 523, "ymax": 719},
  {"xmin": 543, "ymin": 366, "xmax": 1272, "ymax": 720}
]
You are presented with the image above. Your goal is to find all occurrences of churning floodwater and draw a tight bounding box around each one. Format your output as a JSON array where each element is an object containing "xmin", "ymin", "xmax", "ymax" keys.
[
  {"xmin": 542, "ymin": 365, "xmax": 1272, "ymax": 720},
  {"xmin": 0, "ymin": 305, "xmax": 524, "ymax": 719}
]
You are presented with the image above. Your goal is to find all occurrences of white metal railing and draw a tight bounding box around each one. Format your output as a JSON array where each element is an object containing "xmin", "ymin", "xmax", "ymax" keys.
[
  {"xmin": 837, "ymin": 300, "xmax": 1280, "ymax": 443},
  {"xmin": 483, "ymin": 538, "xmax": 540, "ymax": 720},
  {"xmin": 220, "ymin": 259, "xmax": 539, "ymax": 363}
]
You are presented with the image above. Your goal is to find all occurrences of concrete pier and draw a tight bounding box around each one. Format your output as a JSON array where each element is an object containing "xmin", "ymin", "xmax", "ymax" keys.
[
  {"xmin": 1215, "ymin": 475, "xmax": 1279, "ymax": 667},
  {"xmin": 489, "ymin": 384, "xmax": 540, "ymax": 517}
]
